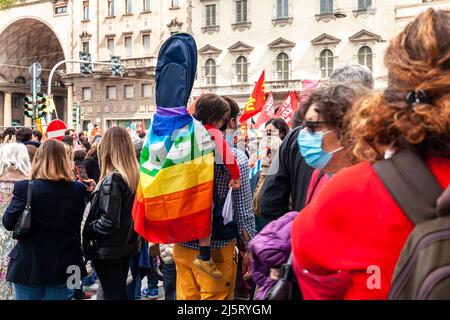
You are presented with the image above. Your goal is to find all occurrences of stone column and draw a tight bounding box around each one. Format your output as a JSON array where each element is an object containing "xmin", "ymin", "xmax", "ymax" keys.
[
  {"xmin": 66, "ymin": 84, "xmax": 74, "ymax": 127},
  {"xmin": 3, "ymin": 91, "xmax": 12, "ymax": 127}
]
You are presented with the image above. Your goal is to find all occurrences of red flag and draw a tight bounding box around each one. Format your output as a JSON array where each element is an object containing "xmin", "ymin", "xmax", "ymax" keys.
[
  {"xmin": 275, "ymin": 93, "xmax": 295, "ymax": 127},
  {"xmin": 255, "ymin": 92, "xmax": 275, "ymax": 129},
  {"xmin": 141, "ymin": 119, "xmax": 146, "ymax": 133},
  {"xmin": 299, "ymin": 80, "xmax": 320, "ymax": 105},
  {"xmin": 291, "ymin": 91, "xmax": 299, "ymax": 112},
  {"xmin": 240, "ymin": 71, "xmax": 265, "ymax": 122}
]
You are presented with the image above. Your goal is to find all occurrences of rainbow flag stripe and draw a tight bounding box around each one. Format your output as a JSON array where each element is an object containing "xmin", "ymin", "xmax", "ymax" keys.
[{"xmin": 132, "ymin": 109, "xmax": 215, "ymax": 244}]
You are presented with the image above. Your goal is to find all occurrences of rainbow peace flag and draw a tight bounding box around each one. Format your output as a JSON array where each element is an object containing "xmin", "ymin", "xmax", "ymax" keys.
[
  {"xmin": 132, "ymin": 33, "xmax": 215, "ymax": 243},
  {"xmin": 132, "ymin": 110, "xmax": 215, "ymax": 243}
]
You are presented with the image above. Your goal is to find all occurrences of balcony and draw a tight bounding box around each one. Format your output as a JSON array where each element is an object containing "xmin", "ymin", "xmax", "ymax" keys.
[
  {"xmin": 265, "ymin": 79, "xmax": 303, "ymax": 93},
  {"xmin": 93, "ymin": 57, "xmax": 156, "ymax": 74},
  {"xmin": 122, "ymin": 57, "xmax": 156, "ymax": 70}
]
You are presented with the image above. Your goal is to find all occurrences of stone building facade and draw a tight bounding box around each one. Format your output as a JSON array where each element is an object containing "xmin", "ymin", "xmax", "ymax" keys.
[{"xmin": 0, "ymin": 0, "xmax": 449, "ymax": 129}]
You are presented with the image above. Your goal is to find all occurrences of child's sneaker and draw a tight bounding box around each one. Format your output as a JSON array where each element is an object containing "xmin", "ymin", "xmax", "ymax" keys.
[
  {"xmin": 193, "ymin": 258, "xmax": 223, "ymax": 278},
  {"xmin": 142, "ymin": 287, "xmax": 159, "ymax": 300}
]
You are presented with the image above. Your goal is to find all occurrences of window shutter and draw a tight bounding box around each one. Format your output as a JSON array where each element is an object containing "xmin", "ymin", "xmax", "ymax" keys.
[
  {"xmin": 205, "ymin": 6, "xmax": 210, "ymax": 26},
  {"xmin": 243, "ymin": 0, "xmax": 247, "ymax": 21},
  {"xmin": 277, "ymin": 0, "xmax": 282, "ymax": 18},
  {"xmin": 212, "ymin": 5, "xmax": 216, "ymax": 25},
  {"xmin": 283, "ymin": 0, "xmax": 288, "ymax": 17},
  {"xmin": 358, "ymin": 0, "xmax": 364, "ymax": 9},
  {"xmin": 237, "ymin": 1, "xmax": 242, "ymax": 22}
]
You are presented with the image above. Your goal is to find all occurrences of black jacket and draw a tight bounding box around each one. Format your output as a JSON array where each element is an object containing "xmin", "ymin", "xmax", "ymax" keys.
[
  {"xmin": 258, "ymin": 126, "xmax": 314, "ymax": 223},
  {"xmin": 82, "ymin": 173, "xmax": 140, "ymax": 260},
  {"xmin": 2, "ymin": 179, "xmax": 87, "ymax": 286}
]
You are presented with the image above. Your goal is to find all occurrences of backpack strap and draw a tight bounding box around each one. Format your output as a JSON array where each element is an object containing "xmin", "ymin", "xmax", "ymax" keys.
[{"xmin": 373, "ymin": 149, "xmax": 443, "ymax": 225}]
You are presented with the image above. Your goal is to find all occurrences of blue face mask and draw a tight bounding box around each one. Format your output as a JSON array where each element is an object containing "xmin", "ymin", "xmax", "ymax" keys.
[{"xmin": 297, "ymin": 128, "xmax": 343, "ymax": 170}]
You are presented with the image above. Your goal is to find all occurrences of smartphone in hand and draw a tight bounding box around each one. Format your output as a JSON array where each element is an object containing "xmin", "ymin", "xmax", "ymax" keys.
[{"xmin": 76, "ymin": 165, "xmax": 89, "ymax": 182}]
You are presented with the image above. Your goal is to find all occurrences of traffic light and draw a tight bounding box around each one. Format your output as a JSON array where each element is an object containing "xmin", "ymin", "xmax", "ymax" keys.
[
  {"xmin": 79, "ymin": 51, "xmax": 92, "ymax": 75},
  {"xmin": 72, "ymin": 103, "xmax": 81, "ymax": 131},
  {"xmin": 23, "ymin": 96, "xmax": 34, "ymax": 118},
  {"xmin": 36, "ymin": 93, "xmax": 47, "ymax": 118},
  {"xmin": 111, "ymin": 55, "xmax": 124, "ymax": 77}
]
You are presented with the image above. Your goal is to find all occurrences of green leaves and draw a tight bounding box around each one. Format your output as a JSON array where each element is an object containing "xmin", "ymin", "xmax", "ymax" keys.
[{"xmin": 0, "ymin": 0, "xmax": 16, "ymax": 10}]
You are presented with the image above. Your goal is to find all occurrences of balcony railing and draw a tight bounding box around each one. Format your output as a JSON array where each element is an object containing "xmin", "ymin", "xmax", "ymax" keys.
[
  {"xmin": 122, "ymin": 57, "xmax": 156, "ymax": 69},
  {"xmin": 265, "ymin": 79, "xmax": 303, "ymax": 92}
]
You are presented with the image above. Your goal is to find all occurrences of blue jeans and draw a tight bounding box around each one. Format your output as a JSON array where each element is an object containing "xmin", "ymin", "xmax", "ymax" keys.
[
  {"xmin": 160, "ymin": 261, "xmax": 176, "ymax": 300},
  {"xmin": 15, "ymin": 284, "xmax": 69, "ymax": 300}
]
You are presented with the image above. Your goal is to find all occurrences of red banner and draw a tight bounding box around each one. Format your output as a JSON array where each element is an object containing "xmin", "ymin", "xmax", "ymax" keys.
[
  {"xmin": 275, "ymin": 93, "xmax": 295, "ymax": 127},
  {"xmin": 255, "ymin": 92, "xmax": 275, "ymax": 129}
]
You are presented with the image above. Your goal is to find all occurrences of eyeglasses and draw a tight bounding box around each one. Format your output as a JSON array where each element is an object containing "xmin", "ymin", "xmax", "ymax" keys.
[{"xmin": 302, "ymin": 120, "xmax": 336, "ymax": 134}]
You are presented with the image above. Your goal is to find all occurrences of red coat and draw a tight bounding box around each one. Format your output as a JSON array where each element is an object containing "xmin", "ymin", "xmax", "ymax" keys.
[{"xmin": 291, "ymin": 155, "xmax": 450, "ymax": 299}]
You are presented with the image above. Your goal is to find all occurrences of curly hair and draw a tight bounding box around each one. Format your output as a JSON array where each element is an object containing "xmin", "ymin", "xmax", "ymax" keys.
[{"xmin": 349, "ymin": 9, "xmax": 450, "ymax": 163}]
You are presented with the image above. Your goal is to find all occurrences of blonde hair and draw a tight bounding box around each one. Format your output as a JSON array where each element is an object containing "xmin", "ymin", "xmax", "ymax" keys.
[
  {"xmin": 32, "ymin": 139, "xmax": 75, "ymax": 182},
  {"xmin": 98, "ymin": 126, "xmax": 140, "ymax": 193},
  {"xmin": 0, "ymin": 142, "xmax": 31, "ymax": 177}
]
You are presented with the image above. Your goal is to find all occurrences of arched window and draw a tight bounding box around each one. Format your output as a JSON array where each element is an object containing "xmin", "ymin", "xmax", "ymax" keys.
[
  {"xmin": 319, "ymin": 49, "xmax": 334, "ymax": 79},
  {"xmin": 205, "ymin": 58, "xmax": 216, "ymax": 85},
  {"xmin": 14, "ymin": 76, "xmax": 26, "ymax": 84},
  {"xmin": 276, "ymin": 52, "xmax": 290, "ymax": 81},
  {"xmin": 236, "ymin": 56, "xmax": 248, "ymax": 83},
  {"xmin": 358, "ymin": 46, "xmax": 373, "ymax": 71}
]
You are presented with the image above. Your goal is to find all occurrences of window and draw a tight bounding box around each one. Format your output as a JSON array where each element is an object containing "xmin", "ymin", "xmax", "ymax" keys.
[
  {"xmin": 236, "ymin": 56, "xmax": 248, "ymax": 83},
  {"xmin": 107, "ymin": 86, "xmax": 117, "ymax": 99},
  {"xmin": 125, "ymin": 0, "xmax": 132, "ymax": 14},
  {"xmin": 82, "ymin": 87, "xmax": 92, "ymax": 101},
  {"xmin": 205, "ymin": 4, "xmax": 217, "ymax": 26},
  {"xmin": 236, "ymin": 0, "xmax": 248, "ymax": 23},
  {"xmin": 142, "ymin": 34, "xmax": 151, "ymax": 56},
  {"xmin": 107, "ymin": 38, "xmax": 115, "ymax": 56},
  {"xmin": 171, "ymin": 0, "xmax": 179, "ymax": 7},
  {"xmin": 358, "ymin": 46, "xmax": 373, "ymax": 71},
  {"xmin": 142, "ymin": 83, "xmax": 152, "ymax": 98},
  {"xmin": 82, "ymin": 41, "xmax": 90, "ymax": 53},
  {"xmin": 205, "ymin": 59, "xmax": 216, "ymax": 85},
  {"xmin": 320, "ymin": 49, "xmax": 334, "ymax": 78},
  {"xmin": 83, "ymin": 1, "xmax": 90, "ymax": 20},
  {"xmin": 276, "ymin": 0, "xmax": 289, "ymax": 19},
  {"xmin": 14, "ymin": 76, "xmax": 26, "ymax": 84},
  {"xmin": 55, "ymin": 6, "xmax": 68, "ymax": 15},
  {"xmin": 124, "ymin": 36, "xmax": 132, "ymax": 58},
  {"xmin": 358, "ymin": 0, "xmax": 372, "ymax": 10},
  {"xmin": 276, "ymin": 53, "xmax": 290, "ymax": 81},
  {"xmin": 124, "ymin": 85, "xmax": 134, "ymax": 99},
  {"xmin": 108, "ymin": 0, "xmax": 115, "ymax": 16},
  {"xmin": 320, "ymin": 0, "xmax": 334, "ymax": 14},
  {"xmin": 143, "ymin": 0, "xmax": 151, "ymax": 12}
]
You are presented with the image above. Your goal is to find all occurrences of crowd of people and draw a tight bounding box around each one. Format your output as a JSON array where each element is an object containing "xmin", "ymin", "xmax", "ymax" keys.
[{"xmin": 0, "ymin": 8, "xmax": 449, "ymax": 300}]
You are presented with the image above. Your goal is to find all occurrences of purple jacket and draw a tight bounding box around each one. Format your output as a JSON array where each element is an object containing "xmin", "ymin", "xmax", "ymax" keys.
[{"xmin": 249, "ymin": 211, "xmax": 298, "ymax": 300}]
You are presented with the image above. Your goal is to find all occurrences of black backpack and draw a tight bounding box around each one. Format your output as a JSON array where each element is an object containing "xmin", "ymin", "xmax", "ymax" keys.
[{"xmin": 374, "ymin": 149, "xmax": 450, "ymax": 300}]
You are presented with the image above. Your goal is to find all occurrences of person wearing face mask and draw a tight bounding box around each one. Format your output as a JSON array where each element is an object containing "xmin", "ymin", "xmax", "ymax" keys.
[
  {"xmin": 249, "ymin": 82, "xmax": 369, "ymax": 300},
  {"xmin": 252, "ymin": 119, "xmax": 288, "ymax": 219}
]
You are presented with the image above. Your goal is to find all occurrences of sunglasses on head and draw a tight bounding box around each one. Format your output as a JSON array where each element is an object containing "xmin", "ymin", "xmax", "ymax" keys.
[{"xmin": 302, "ymin": 120, "xmax": 336, "ymax": 134}]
